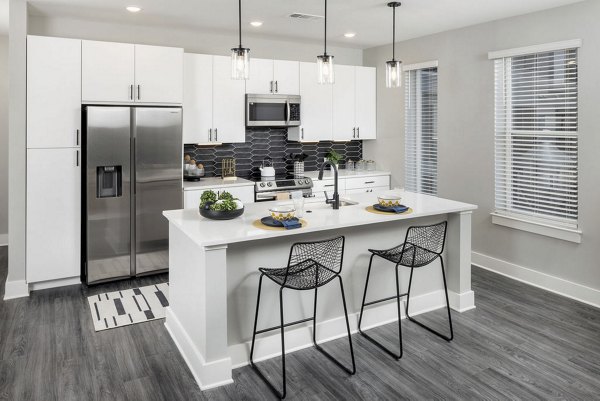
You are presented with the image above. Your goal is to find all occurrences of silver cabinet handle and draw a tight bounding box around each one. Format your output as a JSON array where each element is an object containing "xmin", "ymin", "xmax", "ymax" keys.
[
  {"xmin": 275, "ymin": 81, "xmax": 278, "ymax": 93},
  {"xmin": 137, "ymin": 85, "xmax": 141, "ymax": 100},
  {"xmin": 215, "ymin": 128, "xmax": 218, "ymax": 142},
  {"xmin": 270, "ymin": 81, "xmax": 273, "ymax": 93},
  {"xmin": 75, "ymin": 150, "xmax": 79, "ymax": 167},
  {"xmin": 357, "ymin": 127, "xmax": 360, "ymax": 138},
  {"xmin": 301, "ymin": 127, "xmax": 304, "ymax": 140},
  {"xmin": 209, "ymin": 128, "xmax": 212, "ymax": 142},
  {"xmin": 365, "ymin": 181, "xmax": 375, "ymax": 184},
  {"xmin": 353, "ymin": 127, "xmax": 356, "ymax": 138},
  {"xmin": 76, "ymin": 129, "xmax": 80, "ymax": 146},
  {"xmin": 129, "ymin": 85, "xmax": 133, "ymax": 100}
]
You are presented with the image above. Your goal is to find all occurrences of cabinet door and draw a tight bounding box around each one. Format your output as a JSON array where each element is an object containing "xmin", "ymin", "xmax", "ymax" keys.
[
  {"xmin": 183, "ymin": 54, "xmax": 214, "ymax": 144},
  {"xmin": 212, "ymin": 56, "xmax": 246, "ymax": 143},
  {"xmin": 332, "ymin": 65, "xmax": 356, "ymax": 141},
  {"xmin": 355, "ymin": 66, "xmax": 377, "ymax": 139},
  {"xmin": 82, "ymin": 40, "xmax": 135, "ymax": 103},
  {"xmin": 135, "ymin": 45, "xmax": 183, "ymax": 104},
  {"xmin": 297, "ymin": 62, "xmax": 332, "ymax": 141},
  {"xmin": 273, "ymin": 60, "xmax": 300, "ymax": 95},
  {"xmin": 27, "ymin": 36, "xmax": 81, "ymax": 149},
  {"xmin": 27, "ymin": 148, "xmax": 81, "ymax": 283},
  {"xmin": 245, "ymin": 58, "xmax": 274, "ymax": 95}
]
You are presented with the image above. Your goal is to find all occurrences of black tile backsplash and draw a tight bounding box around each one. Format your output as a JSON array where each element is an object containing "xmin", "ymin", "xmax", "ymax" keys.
[{"xmin": 184, "ymin": 128, "xmax": 362, "ymax": 180}]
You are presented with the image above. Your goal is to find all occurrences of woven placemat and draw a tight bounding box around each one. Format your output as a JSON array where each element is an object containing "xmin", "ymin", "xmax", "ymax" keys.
[
  {"xmin": 365, "ymin": 206, "xmax": 413, "ymax": 216},
  {"xmin": 252, "ymin": 219, "xmax": 308, "ymax": 231}
]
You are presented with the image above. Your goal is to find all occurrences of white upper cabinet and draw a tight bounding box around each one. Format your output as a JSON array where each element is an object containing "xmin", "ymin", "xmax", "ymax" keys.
[
  {"xmin": 289, "ymin": 62, "xmax": 332, "ymax": 142},
  {"xmin": 355, "ymin": 66, "xmax": 377, "ymax": 139},
  {"xmin": 245, "ymin": 58, "xmax": 299, "ymax": 95},
  {"xmin": 332, "ymin": 65, "xmax": 356, "ymax": 141},
  {"xmin": 82, "ymin": 40, "xmax": 135, "ymax": 103},
  {"xmin": 183, "ymin": 54, "xmax": 245, "ymax": 144},
  {"xmin": 273, "ymin": 60, "xmax": 299, "ymax": 95},
  {"xmin": 245, "ymin": 58, "xmax": 275, "ymax": 95},
  {"xmin": 82, "ymin": 40, "xmax": 183, "ymax": 104},
  {"xmin": 212, "ymin": 56, "xmax": 246, "ymax": 143},
  {"xmin": 27, "ymin": 36, "xmax": 82, "ymax": 149},
  {"xmin": 135, "ymin": 45, "xmax": 183, "ymax": 104},
  {"xmin": 183, "ymin": 53, "xmax": 213, "ymax": 144}
]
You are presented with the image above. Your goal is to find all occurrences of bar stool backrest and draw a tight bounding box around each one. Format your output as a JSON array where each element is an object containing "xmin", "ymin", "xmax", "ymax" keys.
[
  {"xmin": 287, "ymin": 236, "xmax": 345, "ymax": 275},
  {"xmin": 405, "ymin": 221, "xmax": 447, "ymax": 255}
]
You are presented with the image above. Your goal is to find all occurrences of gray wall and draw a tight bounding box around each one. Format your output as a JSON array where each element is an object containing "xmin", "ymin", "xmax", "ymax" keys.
[
  {"xmin": 0, "ymin": 35, "xmax": 7, "ymax": 244},
  {"xmin": 27, "ymin": 15, "xmax": 363, "ymax": 65},
  {"xmin": 363, "ymin": 0, "xmax": 600, "ymax": 290}
]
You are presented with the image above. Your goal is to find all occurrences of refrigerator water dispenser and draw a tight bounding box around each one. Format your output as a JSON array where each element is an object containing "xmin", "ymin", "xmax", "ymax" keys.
[{"xmin": 97, "ymin": 166, "xmax": 122, "ymax": 198}]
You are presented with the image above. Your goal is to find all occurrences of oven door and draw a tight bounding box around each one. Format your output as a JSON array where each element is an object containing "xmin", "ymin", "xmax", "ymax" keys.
[{"xmin": 246, "ymin": 95, "xmax": 298, "ymax": 127}]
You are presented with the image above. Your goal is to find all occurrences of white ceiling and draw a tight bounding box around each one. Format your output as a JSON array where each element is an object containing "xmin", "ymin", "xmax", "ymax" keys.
[
  {"xmin": 0, "ymin": 0, "xmax": 8, "ymax": 35},
  {"xmin": 28, "ymin": 0, "xmax": 585, "ymax": 48}
]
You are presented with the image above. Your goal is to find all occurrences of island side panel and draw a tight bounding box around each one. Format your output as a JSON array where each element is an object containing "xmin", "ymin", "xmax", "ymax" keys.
[
  {"xmin": 164, "ymin": 223, "xmax": 233, "ymax": 390},
  {"xmin": 446, "ymin": 211, "xmax": 475, "ymax": 311}
]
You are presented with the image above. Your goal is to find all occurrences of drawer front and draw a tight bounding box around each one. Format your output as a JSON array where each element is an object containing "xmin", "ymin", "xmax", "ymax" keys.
[
  {"xmin": 345, "ymin": 186, "xmax": 389, "ymax": 195},
  {"xmin": 345, "ymin": 175, "xmax": 390, "ymax": 190},
  {"xmin": 312, "ymin": 179, "xmax": 345, "ymax": 198}
]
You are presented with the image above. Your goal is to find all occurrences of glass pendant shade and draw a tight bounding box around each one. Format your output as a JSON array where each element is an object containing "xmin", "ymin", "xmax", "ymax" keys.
[
  {"xmin": 317, "ymin": 54, "xmax": 335, "ymax": 84},
  {"xmin": 386, "ymin": 60, "xmax": 402, "ymax": 88},
  {"xmin": 231, "ymin": 47, "xmax": 250, "ymax": 80}
]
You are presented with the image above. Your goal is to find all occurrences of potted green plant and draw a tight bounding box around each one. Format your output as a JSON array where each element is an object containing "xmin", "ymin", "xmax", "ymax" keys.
[
  {"xmin": 199, "ymin": 190, "xmax": 244, "ymax": 220},
  {"xmin": 325, "ymin": 149, "xmax": 342, "ymax": 172}
]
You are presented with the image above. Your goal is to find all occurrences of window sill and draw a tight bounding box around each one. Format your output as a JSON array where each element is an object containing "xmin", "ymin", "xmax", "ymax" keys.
[{"xmin": 491, "ymin": 213, "xmax": 582, "ymax": 244}]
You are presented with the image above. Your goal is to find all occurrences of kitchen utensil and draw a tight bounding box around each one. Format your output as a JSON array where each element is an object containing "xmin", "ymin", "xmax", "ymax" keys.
[
  {"xmin": 260, "ymin": 157, "xmax": 276, "ymax": 179},
  {"xmin": 377, "ymin": 195, "xmax": 402, "ymax": 207}
]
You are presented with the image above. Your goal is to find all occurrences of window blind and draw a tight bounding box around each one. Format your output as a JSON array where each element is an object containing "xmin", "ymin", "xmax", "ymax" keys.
[
  {"xmin": 494, "ymin": 47, "xmax": 578, "ymax": 228},
  {"xmin": 405, "ymin": 66, "xmax": 438, "ymax": 195}
]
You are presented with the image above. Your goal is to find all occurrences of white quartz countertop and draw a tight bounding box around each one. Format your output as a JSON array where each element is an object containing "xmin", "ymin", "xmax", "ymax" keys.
[
  {"xmin": 163, "ymin": 190, "xmax": 477, "ymax": 248},
  {"xmin": 183, "ymin": 177, "xmax": 254, "ymax": 191},
  {"xmin": 303, "ymin": 170, "xmax": 391, "ymax": 180}
]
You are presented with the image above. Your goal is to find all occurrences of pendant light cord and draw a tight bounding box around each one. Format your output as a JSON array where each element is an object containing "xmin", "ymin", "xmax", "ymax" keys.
[
  {"xmin": 324, "ymin": 0, "xmax": 328, "ymax": 56},
  {"xmin": 238, "ymin": 0, "xmax": 242, "ymax": 48},
  {"xmin": 392, "ymin": 4, "xmax": 396, "ymax": 61}
]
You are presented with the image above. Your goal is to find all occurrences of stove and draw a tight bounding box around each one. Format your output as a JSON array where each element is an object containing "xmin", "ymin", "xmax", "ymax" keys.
[{"xmin": 253, "ymin": 176, "xmax": 314, "ymax": 202}]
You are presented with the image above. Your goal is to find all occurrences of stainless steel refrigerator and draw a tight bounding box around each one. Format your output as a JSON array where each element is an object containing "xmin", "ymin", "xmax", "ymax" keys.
[{"xmin": 83, "ymin": 106, "xmax": 182, "ymax": 284}]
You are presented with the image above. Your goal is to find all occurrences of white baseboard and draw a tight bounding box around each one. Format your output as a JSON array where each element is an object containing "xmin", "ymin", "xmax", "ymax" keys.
[
  {"xmin": 472, "ymin": 251, "xmax": 600, "ymax": 309},
  {"xmin": 0, "ymin": 234, "xmax": 7, "ymax": 246},
  {"xmin": 3, "ymin": 279, "xmax": 30, "ymax": 300},
  {"xmin": 164, "ymin": 307, "xmax": 234, "ymax": 391},
  {"xmin": 30, "ymin": 276, "xmax": 81, "ymax": 291},
  {"xmin": 229, "ymin": 289, "xmax": 449, "ymax": 369}
]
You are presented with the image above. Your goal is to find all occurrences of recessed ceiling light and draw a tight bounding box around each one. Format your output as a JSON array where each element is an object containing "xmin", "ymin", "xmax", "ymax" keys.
[
  {"xmin": 250, "ymin": 21, "xmax": 263, "ymax": 27},
  {"xmin": 344, "ymin": 32, "xmax": 356, "ymax": 38},
  {"xmin": 126, "ymin": 6, "xmax": 142, "ymax": 13}
]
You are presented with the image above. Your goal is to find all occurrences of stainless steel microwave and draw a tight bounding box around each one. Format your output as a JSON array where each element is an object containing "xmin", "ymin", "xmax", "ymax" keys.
[{"xmin": 246, "ymin": 94, "xmax": 301, "ymax": 127}]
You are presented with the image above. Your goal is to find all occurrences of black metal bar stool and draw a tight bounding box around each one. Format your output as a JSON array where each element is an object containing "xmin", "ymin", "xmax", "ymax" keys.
[
  {"xmin": 358, "ymin": 221, "xmax": 453, "ymax": 360},
  {"xmin": 250, "ymin": 236, "xmax": 356, "ymax": 399}
]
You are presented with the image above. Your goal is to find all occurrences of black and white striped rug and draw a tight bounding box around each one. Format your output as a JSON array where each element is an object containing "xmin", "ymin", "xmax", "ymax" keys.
[{"xmin": 87, "ymin": 283, "xmax": 169, "ymax": 332}]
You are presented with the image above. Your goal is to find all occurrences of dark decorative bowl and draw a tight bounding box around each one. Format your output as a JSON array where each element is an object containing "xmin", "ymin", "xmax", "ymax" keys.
[{"xmin": 199, "ymin": 206, "xmax": 244, "ymax": 220}]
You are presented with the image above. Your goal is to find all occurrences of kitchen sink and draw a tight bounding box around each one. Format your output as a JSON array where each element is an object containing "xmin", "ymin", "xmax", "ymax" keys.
[{"xmin": 339, "ymin": 199, "xmax": 359, "ymax": 207}]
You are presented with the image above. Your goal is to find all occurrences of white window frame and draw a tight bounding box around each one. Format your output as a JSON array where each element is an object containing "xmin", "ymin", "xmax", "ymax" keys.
[
  {"xmin": 489, "ymin": 40, "xmax": 582, "ymax": 243},
  {"xmin": 404, "ymin": 60, "xmax": 439, "ymax": 195}
]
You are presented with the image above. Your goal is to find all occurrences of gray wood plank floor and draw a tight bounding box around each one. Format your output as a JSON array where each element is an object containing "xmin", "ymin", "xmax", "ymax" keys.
[{"xmin": 1, "ymin": 245, "xmax": 599, "ymax": 400}]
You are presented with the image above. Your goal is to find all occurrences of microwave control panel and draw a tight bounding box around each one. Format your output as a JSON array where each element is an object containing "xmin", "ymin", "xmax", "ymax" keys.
[{"xmin": 289, "ymin": 104, "xmax": 301, "ymax": 121}]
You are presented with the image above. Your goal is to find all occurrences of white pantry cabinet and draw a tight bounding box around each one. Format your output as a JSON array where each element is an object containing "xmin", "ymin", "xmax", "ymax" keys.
[
  {"xmin": 27, "ymin": 36, "xmax": 82, "ymax": 149},
  {"xmin": 288, "ymin": 62, "xmax": 332, "ymax": 142},
  {"xmin": 245, "ymin": 58, "xmax": 299, "ymax": 95},
  {"xmin": 183, "ymin": 54, "xmax": 246, "ymax": 144},
  {"xmin": 82, "ymin": 40, "xmax": 183, "ymax": 104},
  {"xmin": 184, "ymin": 186, "xmax": 255, "ymax": 208},
  {"xmin": 26, "ymin": 148, "xmax": 81, "ymax": 283}
]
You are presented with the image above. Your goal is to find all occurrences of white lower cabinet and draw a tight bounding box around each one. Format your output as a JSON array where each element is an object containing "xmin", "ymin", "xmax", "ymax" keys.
[
  {"xmin": 312, "ymin": 174, "xmax": 391, "ymax": 199},
  {"xmin": 26, "ymin": 148, "xmax": 81, "ymax": 283},
  {"xmin": 184, "ymin": 186, "xmax": 255, "ymax": 209}
]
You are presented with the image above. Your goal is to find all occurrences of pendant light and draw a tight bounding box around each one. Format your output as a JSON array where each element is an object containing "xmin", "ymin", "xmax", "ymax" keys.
[
  {"xmin": 386, "ymin": 2, "xmax": 402, "ymax": 88},
  {"xmin": 317, "ymin": 0, "xmax": 334, "ymax": 84},
  {"xmin": 231, "ymin": 0, "xmax": 250, "ymax": 80}
]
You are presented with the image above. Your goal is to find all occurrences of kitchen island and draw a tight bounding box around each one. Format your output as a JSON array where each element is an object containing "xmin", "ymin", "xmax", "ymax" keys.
[{"xmin": 162, "ymin": 191, "xmax": 477, "ymax": 390}]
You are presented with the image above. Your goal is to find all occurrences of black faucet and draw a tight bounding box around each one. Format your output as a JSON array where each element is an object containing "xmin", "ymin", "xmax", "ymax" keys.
[{"xmin": 318, "ymin": 161, "xmax": 340, "ymax": 210}]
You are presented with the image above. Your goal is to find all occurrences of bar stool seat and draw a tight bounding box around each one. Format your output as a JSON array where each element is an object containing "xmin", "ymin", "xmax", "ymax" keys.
[
  {"xmin": 369, "ymin": 244, "xmax": 439, "ymax": 268},
  {"xmin": 259, "ymin": 259, "xmax": 338, "ymax": 290},
  {"xmin": 250, "ymin": 236, "xmax": 356, "ymax": 399}
]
